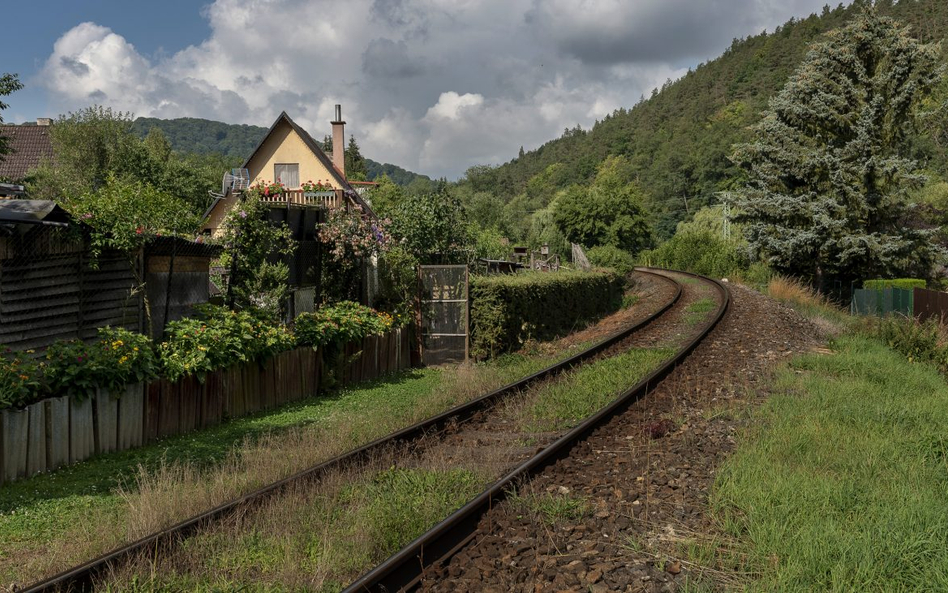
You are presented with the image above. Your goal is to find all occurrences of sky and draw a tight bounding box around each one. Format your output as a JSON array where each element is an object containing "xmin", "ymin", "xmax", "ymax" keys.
[{"xmin": 3, "ymin": 0, "xmax": 844, "ymax": 179}]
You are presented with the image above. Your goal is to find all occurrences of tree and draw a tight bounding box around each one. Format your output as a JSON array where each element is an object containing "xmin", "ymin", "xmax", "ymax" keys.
[
  {"xmin": 345, "ymin": 135, "xmax": 367, "ymax": 181},
  {"xmin": 367, "ymin": 174, "xmax": 405, "ymax": 217},
  {"xmin": 0, "ymin": 73, "xmax": 23, "ymax": 162},
  {"xmin": 387, "ymin": 187, "xmax": 471, "ymax": 264},
  {"xmin": 731, "ymin": 9, "xmax": 943, "ymax": 288},
  {"xmin": 553, "ymin": 156, "xmax": 652, "ymax": 254}
]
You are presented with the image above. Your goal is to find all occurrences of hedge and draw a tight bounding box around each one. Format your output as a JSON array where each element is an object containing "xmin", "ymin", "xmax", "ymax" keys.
[
  {"xmin": 469, "ymin": 270, "xmax": 624, "ymax": 359},
  {"xmin": 863, "ymin": 278, "xmax": 926, "ymax": 291}
]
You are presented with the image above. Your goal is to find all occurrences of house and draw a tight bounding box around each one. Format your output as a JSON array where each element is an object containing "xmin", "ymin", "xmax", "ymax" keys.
[
  {"xmin": 201, "ymin": 107, "xmax": 378, "ymax": 315},
  {"xmin": 201, "ymin": 106, "xmax": 375, "ymax": 239},
  {"xmin": 0, "ymin": 120, "xmax": 54, "ymax": 183},
  {"xmin": 0, "ymin": 199, "xmax": 220, "ymax": 350}
]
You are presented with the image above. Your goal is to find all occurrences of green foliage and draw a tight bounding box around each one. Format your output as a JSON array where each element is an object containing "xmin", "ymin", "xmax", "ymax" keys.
[
  {"xmin": 471, "ymin": 226, "xmax": 510, "ymax": 261},
  {"xmin": 0, "ymin": 347, "xmax": 41, "ymax": 410},
  {"xmin": 158, "ymin": 305, "xmax": 295, "ymax": 382},
  {"xmin": 376, "ymin": 245, "xmax": 419, "ymax": 324},
  {"xmin": 67, "ymin": 175, "xmax": 200, "ymax": 259},
  {"xmin": 0, "ymin": 73, "xmax": 23, "ymax": 159},
  {"xmin": 387, "ymin": 188, "xmax": 471, "ymax": 264},
  {"xmin": 874, "ymin": 316, "xmax": 948, "ymax": 372},
  {"xmin": 863, "ymin": 278, "xmax": 926, "ymax": 291},
  {"xmin": 639, "ymin": 230, "xmax": 748, "ymax": 278},
  {"xmin": 29, "ymin": 107, "xmax": 234, "ymax": 216},
  {"xmin": 345, "ymin": 136, "xmax": 367, "ymax": 182},
  {"xmin": 553, "ymin": 156, "xmax": 652, "ymax": 254},
  {"xmin": 43, "ymin": 327, "xmax": 157, "ymax": 401},
  {"xmin": 586, "ymin": 245, "xmax": 636, "ymax": 276},
  {"xmin": 293, "ymin": 301, "xmax": 395, "ymax": 348},
  {"xmin": 219, "ymin": 193, "xmax": 295, "ymax": 318},
  {"xmin": 367, "ymin": 175, "xmax": 405, "ymax": 217},
  {"xmin": 469, "ymin": 270, "xmax": 624, "ymax": 359},
  {"xmin": 731, "ymin": 9, "xmax": 943, "ymax": 288},
  {"xmin": 317, "ymin": 205, "xmax": 389, "ymax": 304}
]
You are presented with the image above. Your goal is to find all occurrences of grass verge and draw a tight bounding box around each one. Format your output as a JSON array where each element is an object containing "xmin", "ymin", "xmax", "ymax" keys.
[
  {"xmin": 712, "ymin": 335, "xmax": 948, "ymax": 591},
  {"xmin": 0, "ymin": 347, "xmax": 580, "ymax": 586}
]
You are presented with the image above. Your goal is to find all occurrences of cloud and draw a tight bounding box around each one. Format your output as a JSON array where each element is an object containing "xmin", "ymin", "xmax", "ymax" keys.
[{"xmin": 38, "ymin": 0, "xmax": 842, "ymax": 178}]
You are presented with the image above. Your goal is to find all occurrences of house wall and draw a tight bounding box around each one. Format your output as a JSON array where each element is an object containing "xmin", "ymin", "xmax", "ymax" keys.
[{"xmin": 245, "ymin": 119, "xmax": 340, "ymax": 189}]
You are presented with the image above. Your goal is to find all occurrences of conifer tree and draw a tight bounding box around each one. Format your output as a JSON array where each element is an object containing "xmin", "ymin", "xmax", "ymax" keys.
[
  {"xmin": 345, "ymin": 135, "xmax": 367, "ymax": 181},
  {"xmin": 731, "ymin": 9, "xmax": 943, "ymax": 289}
]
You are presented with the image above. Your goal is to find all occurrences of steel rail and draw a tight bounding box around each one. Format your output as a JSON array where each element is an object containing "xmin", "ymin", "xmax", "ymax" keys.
[
  {"xmin": 21, "ymin": 269, "xmax": 681, "ymax": 593},
  {"xmin": 344, "ymin": 268, "xmax": 729, "ymax": 592}
]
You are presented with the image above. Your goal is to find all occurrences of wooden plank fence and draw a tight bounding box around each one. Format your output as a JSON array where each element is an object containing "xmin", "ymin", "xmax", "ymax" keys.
[
  {"xmin": 852, "ymin": 287, "xmax": 948, "ymax": 323},
  {"xmin": 0, "ymin": 328, "xmax": 411, "ymax": 486}
]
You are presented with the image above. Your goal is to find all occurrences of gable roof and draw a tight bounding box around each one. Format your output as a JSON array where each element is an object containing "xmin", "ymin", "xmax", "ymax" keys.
[
  {"xmin": 0, "ymin": 125, "xmax": 54, "ymax": 181},
  {"xmin": 242, "ymin": 111, "xmax": 375, "ymax": 217}
]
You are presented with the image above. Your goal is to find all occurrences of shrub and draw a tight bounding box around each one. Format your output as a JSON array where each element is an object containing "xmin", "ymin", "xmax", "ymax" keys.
[
  {"xmin": 874, "ymin": 316, "xmax": 948, "ymax": 372},
  {"xmin": 469, "ymin": 270, "xmax": 624, "ymax": 359},
  {"xmin": 863, "ymin": 278, "xmax": 926, "ymax": 291},
  {"xmin": 0, "ymin": 348, "xmax": 43, "ymax": 410},
  {"xmin": 42, "ymin": 326, "xmax": 158, "ymax": 400},
  {"xmin": 294, "ymin": 301, "xmax": 395, "ymax": 348},
  {"xmin": 158, "ymin": 305, "xmax": 295, "ymax": 381},
  {"xmin": 638, "ymin": 231, "xmax": 748, "ymax": 278},
  {"xmin": 586, "ymin": 245, "xmax": 636, "ymax": 276}
]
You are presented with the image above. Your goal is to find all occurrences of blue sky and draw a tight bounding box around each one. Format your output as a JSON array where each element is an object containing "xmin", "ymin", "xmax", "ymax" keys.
[
  {"xmin": 2, "ymin": 0, "xmax": 840, "ymax": 178},
  {"xmin": 5, "ymin": 1, "xmax": 211, "ymax": 123}
]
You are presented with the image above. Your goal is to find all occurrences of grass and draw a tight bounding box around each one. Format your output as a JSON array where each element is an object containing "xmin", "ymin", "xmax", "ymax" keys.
[
  {"xmin": 521, "ymin": 347, "xmax": 673, "ymax": 432},
  {"xmin": 0, "ymin": 346, "xmax": 582, "ymax": 586},
  {"xmin": 510, "ymin": 489, "xmax": 590, "ymax": 526},
  {"xmin": 711, "ymin": 335, "xmax": 948, "ymax": 591},
  {"xmin": 685, "ymin": 298, "xmax": 717, "ymax": 326},
  {"xmin": 103, "ymin": 464, "xmax": 486, "ymax": 592}
]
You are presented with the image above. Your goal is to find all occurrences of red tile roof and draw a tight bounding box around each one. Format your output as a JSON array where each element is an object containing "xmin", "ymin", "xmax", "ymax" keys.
[{"xmin": 0, "ymin": 125, "xmax": 54, "ymax": 181}]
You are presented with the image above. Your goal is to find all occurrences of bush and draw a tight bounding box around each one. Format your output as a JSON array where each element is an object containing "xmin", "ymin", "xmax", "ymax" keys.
[
  {"xmin": 469, "ymin": 270, "xmax": 624, "ymax": 359},
  {"xmin": 43, "ymin": 327, "xmax": 158, "ymax": 401},
  {"xmin": 586, "ymin": 245, "xmax": 636, "ymax": 276},
  {"xmin": 874, "ymin": 316, "xmax": 948, "ymax": 373},
  {"xmin": 638, "ymin": 231, "xmax": 748, "ymax": 278},
  {"xmin": 863, "ymin": 278, "xmax": 926, "ymax": 291},
  {"xmin": 158, "ymin": 305, "xmax": 295, "ymax": 381},
  {"xmin": 0, "ymin": 348, "xmax": 43, "ymax": 410},
  {"xmin": 294, "ymin": 301, "xmax": 395, "ymax": 348}
]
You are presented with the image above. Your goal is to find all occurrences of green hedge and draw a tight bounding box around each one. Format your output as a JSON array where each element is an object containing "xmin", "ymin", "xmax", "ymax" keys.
[
  {"xmin": 470, "ymin": 270, "xmax": 624, "ymax": 359},
  {"xmin": 863, "ymin": 278, "xmax": 926, "ymax": 291}
]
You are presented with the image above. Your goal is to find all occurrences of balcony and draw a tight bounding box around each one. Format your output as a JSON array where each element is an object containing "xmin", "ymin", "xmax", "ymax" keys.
[{"xmin": 256, "ymin": 189, "xmax": 342, "ymax": 209}]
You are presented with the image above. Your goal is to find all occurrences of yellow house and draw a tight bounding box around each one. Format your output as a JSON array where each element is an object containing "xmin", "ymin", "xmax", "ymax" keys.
[{"xmin": 201, "ymin": 108, "xmax": 374, "ymax": 238}]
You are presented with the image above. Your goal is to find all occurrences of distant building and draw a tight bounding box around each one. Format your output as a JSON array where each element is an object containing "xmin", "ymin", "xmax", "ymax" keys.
[{"xmin": 0, "ymin": 120, "xmax": 54, "ymax": 183}]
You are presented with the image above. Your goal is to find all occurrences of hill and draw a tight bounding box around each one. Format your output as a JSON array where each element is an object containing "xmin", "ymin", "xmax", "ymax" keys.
[
  {"xmin": 130, "ymin": 117, "xmax": 431, "ymax": 187},
  {"xmin": 459, "ymin": 0, "xmax": 948, "ymax": 238}
]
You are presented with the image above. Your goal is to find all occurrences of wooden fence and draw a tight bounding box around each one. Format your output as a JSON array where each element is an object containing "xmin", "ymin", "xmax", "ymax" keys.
[
  {"xmin": 0, "ymin": 328, "xmax": 410, "ymax": 485},
  {"xmin": 851, "ymin": 287, "xmax": 948, "ymax": 322}
]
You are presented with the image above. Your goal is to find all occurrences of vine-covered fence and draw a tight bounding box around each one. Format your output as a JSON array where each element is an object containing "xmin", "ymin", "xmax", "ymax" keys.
[{"xmin": 0, "ymin": 328, "xmax": 409, "ymax": 485}]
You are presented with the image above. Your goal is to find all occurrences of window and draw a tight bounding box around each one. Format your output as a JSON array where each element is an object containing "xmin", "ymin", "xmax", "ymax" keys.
[{"xmin": 274, "ymin": 163, "xmax": 300, "ymax": 188}]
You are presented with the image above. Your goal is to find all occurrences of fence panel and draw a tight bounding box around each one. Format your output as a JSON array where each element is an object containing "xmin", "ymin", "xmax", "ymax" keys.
[
  {"xmin": 420, "ymin": 265, "xmax": 468, "ymax": 366},
  {"xmin": 914, "ymin": 288, "xmax": 948, "ymax": 323},
  {"xmin": 851, "ymin": 288, "xmax": 913, "ymax": 317}
]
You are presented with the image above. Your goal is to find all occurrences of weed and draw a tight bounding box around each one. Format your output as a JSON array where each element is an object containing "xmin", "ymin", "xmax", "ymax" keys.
[{"xmin": 510, "ymin": 490, "xmax": 590, "ymax": 526}]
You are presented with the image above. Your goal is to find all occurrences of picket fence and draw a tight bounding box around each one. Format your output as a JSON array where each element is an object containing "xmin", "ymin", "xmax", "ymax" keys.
[{"xmin": 0, "ymin": 328, "xmax": 410, "ymax": 485}]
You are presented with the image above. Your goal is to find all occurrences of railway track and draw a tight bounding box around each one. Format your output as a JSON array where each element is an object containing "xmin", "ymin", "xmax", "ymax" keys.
[
  {"xmin": 344, "ymin": 269, "xmax": 728, "ymax": 592},
  {"xmin": 21, "ymin": 269, "xmax": 683, "ymax": 593}
]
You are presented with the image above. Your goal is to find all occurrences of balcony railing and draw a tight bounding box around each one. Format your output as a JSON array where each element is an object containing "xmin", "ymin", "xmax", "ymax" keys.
[{"xmin": 257, "ymin": 189, "xmax": 342, "ymax": 209}]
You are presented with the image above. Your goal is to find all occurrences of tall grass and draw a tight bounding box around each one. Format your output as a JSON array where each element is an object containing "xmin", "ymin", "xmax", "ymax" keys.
[{"xmin": 713, "ymin": 336, "xmax": 948, "ymax": 591}]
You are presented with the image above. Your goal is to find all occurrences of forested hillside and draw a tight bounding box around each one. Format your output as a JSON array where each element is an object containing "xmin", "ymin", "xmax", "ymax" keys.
[
  {"xmin": 131, "ymin": 117, "xmax": 431, "ymax": 186},
  {"xmin": 457, "ymin": 0, "xmax": 948, "ymax": 239}
]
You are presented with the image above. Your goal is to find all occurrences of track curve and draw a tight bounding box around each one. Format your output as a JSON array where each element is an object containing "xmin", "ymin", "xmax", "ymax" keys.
[
  {"xmin": 21, "ymin": 269, "xmax": 682, "ymax": 593},
  {"xmin": 344, "ymin": 269, "xmax": 729, "ymax": 592}
]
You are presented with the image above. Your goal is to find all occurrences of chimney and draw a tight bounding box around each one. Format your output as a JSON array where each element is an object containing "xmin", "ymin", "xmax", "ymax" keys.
[
  {"xmin": 331, "ymin": 104, "xmax": 345, "ymax": 178},
  {"xmin": 36, "ymin": 118, "xmax": 52, "ymax": 126}
]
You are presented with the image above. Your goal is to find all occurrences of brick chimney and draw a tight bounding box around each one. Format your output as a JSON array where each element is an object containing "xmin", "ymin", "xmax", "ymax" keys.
[{"xmin": 331, "ymin": 104, "xmax": 345, "ymax": 178}]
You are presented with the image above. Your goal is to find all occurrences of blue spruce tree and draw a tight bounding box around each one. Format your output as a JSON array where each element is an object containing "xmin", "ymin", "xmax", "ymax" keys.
[{"xmin": 731, "ymin": 9, "xmax": 943, "ymax": 290}]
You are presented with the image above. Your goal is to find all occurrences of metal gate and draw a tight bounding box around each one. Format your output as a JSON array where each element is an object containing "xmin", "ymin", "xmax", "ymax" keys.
[{"xmin": 419, "ymin": 265, "xmax": 468, "ymax": 365}]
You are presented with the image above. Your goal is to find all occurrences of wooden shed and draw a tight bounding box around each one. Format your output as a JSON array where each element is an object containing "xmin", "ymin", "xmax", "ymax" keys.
[{"xmin": 144, "ymin": 236, "xmax": 222, "ymax": 339}]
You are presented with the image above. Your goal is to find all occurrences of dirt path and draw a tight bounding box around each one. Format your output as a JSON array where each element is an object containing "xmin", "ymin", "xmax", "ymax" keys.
[{"xmin": 425, "ymin": 283, "xmax": 828, "ymax": 593}]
